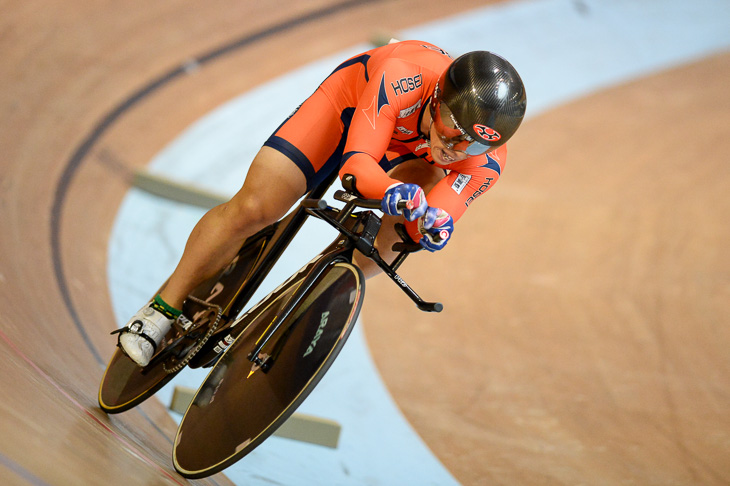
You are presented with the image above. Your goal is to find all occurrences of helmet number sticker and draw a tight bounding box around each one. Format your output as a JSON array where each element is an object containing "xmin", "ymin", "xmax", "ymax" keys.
[{"xmin": 474, "ymin": 124, "xmax": 501, "ymax": 142}]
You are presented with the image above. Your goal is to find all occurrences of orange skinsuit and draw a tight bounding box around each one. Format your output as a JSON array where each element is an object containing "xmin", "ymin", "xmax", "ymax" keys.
[{"xmin": 264, "ymin": 40, "xmax": 507, "ymax": 241}]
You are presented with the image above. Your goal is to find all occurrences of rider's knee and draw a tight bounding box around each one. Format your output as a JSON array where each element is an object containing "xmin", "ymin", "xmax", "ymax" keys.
[{"xmin": 220, "ymin": 195, "xmax": 276, "ymax": 235}]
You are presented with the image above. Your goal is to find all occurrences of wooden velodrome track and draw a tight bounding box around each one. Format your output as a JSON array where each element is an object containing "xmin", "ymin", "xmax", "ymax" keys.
[{"xmin": 1, "ymin": 0, "xmax": 728, "ymax": 484}]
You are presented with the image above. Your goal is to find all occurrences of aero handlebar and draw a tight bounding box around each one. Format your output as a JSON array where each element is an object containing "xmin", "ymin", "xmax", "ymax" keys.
[{"xmin": 302, "ymin": 190, "xmax": 443, "ymax": 313}]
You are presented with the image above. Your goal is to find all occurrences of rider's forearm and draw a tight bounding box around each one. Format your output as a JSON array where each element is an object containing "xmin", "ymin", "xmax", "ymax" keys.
[{"xmin": 339, "ymin": 151, "xmax": 397, "ymax": 199}]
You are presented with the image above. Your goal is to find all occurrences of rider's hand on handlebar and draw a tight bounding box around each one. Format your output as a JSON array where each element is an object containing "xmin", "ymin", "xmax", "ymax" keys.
[
  {"xmin": 382, "ymin": 183, "xmax": 427, "ymax": 221},
  {"xmin": 418, "ymin": 207, "xmax": 454, "ymax": 252}
]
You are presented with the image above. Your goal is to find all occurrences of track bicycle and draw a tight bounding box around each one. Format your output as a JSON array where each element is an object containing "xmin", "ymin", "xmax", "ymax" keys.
[
  {"xmin": 170, "ymin": 174, "xmax": 441, "ymax": 478},
  {"xmin": 98, "ymin": 172, "xmax": 439, "ymax": 416}
]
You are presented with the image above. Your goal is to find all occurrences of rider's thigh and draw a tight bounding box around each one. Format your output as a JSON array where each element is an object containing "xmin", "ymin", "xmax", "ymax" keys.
[
  {"xmin": 224, "ymin": 146, "xmax": 308, "ymax": 230},
  {"xmin": 388, "ymin": 157, "xmax": 446, "ymax": 192}
]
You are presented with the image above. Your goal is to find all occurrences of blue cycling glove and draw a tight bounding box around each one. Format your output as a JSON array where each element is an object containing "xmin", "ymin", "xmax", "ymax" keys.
[
  {"xmin": 381, "ymin": 183, "xmax": 428, "ymax": 221},
  {"xmin": 418, "ymin": 207, "xmax": 454, "ymax": 252}
]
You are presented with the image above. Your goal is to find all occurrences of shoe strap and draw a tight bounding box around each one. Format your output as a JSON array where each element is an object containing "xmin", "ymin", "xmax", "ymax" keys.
[
  {"xmin": 152, "ymin": 294, "xmax": 182, "ymax": 319},
  {"xmin": 110, "ymin": 320, "xmax": 159, "ymax": 357}
]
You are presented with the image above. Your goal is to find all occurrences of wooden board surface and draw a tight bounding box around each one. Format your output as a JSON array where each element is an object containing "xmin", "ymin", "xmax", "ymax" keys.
[
  {"xmin": 364, "ymin": 52, "xmax": 730, "ymax": 485},
  {"xmin": 1, "ymin": 0, "xmax": 727, "ymax": 484}
]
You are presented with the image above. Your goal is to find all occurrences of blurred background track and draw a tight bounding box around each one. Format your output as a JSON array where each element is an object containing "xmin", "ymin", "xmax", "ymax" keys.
[
  {"xmin": 1, "ymin": 0, "xmax": 728, "ymax": 484},
  {"xmin": 365, "ymin": 51, "xmax": 730, "ymax": 485}
]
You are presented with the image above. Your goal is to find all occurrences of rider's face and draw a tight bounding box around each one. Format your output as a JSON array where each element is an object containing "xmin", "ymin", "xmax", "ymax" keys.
[
  {"xmin": 429, "ymin": 99, "xmax": 496, "ymax": 160},
  {"xmin": 428, "ymin": 121, "xmax": 469, "ymax": 166}
]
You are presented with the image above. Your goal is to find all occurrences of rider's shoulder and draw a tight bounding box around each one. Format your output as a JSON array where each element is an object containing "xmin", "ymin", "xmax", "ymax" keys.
[
  {"xmin": 386, "ymin": 39, "xmax": 452, "ymax": 61},
  {"xmin": 373, "ymin": 40, "xmax": 450, "ymax": 75}
]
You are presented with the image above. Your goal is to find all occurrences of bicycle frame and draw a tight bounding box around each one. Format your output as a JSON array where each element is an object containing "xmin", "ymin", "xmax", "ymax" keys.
[
  {"xmin": 180, "ymin": 170, "xmax": 341, "ymax": 368},
  {"xmin": 246, "ymin": 182, "xmax": 442, "ymax": 372},
  {"xmin": 195, "ymin": 170, "xmax": 339, "ymax": 321}
]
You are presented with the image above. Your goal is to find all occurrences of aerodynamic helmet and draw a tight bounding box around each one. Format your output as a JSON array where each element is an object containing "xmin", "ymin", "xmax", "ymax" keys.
[{"xmin": 430, "ymin": 51, "xmax": 527, "ymax": 155}]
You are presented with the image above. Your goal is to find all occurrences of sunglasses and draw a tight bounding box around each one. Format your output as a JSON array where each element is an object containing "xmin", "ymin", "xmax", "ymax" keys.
[{"xmin": 430, "ymin": 101, "xmax": 498, "ymax": 156}]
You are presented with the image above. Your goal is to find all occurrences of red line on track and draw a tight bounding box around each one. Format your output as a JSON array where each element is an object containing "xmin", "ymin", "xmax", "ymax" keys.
[{"xmin": 0, "ymin": 328, "xmax": 185, "ymax": 486}]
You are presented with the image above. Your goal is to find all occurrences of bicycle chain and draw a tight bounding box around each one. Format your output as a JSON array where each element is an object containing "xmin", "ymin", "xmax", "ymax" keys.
[{"xmin": 163, "ymin": 295, "xmax": 223, "ymax": 374}]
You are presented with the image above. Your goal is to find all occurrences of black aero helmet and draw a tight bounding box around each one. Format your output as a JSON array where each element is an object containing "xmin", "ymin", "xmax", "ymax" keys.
[{"xmin": 431, "ymin": 51, "xmax": 527, "ymax": 155}]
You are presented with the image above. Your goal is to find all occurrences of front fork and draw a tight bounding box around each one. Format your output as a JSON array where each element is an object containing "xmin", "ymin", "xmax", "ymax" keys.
[{"xmin": 246, "ymin": 239, "xmax": 353, "ymax": 372}]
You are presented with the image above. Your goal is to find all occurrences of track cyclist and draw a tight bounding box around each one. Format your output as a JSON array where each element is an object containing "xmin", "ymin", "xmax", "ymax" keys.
[{"xmin": 117, "ymin": 39, "xmax": 527, "ymax": 367}]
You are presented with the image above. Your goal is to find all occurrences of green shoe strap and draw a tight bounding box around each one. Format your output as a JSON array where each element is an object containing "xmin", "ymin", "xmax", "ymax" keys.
[{"xmin": 152, "ymin": 294, "xmax": 182, "ymax": 319}]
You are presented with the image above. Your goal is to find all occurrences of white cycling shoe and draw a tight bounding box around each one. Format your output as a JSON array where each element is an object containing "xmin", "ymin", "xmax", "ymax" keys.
[{"xmin": 118, "ymin": 304, "xmax": 174, "ymax": 367}]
